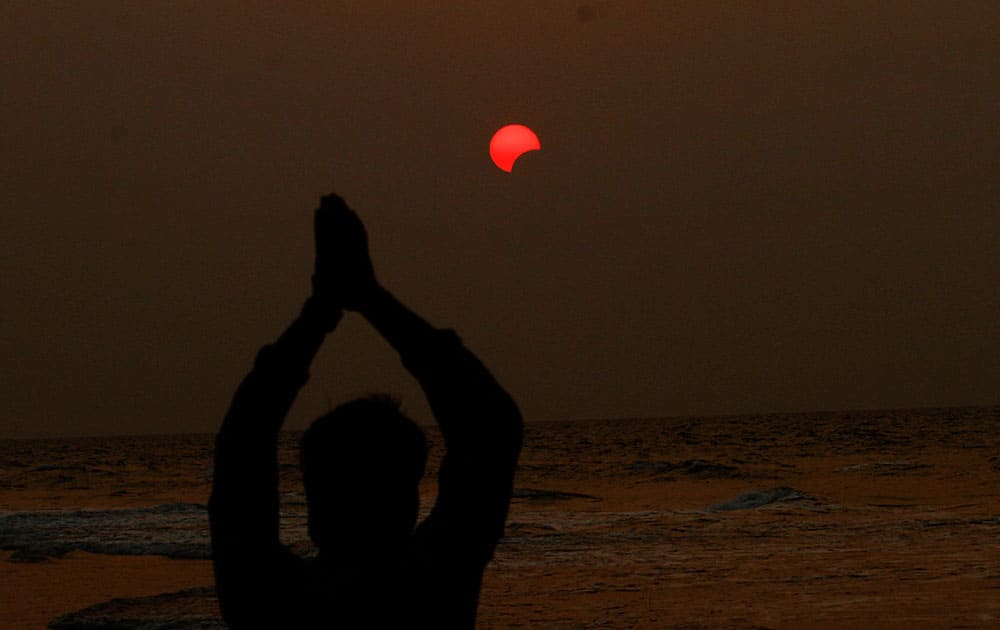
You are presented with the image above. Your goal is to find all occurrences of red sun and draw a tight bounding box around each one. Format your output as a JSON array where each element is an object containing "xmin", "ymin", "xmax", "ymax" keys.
[{"xmin": 489, "ymin": 124, "xmax": 541, "ymax": 172}]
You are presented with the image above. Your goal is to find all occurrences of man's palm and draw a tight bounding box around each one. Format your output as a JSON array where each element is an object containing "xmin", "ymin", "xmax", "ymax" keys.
[{"xmin": 313, "ymin": 194, "xmax": 376, "ymax": 310}]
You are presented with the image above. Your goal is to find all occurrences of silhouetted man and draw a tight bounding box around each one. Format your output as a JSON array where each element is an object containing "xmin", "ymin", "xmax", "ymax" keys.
[{"xmin": 209, "ymin": 194, "xmax": 523, "ymax": 628}]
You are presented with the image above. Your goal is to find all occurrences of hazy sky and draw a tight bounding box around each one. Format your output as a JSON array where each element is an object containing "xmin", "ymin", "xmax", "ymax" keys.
[{"xmin": 3, "ymin": 2, "xmax": 998, "ymax": 438}]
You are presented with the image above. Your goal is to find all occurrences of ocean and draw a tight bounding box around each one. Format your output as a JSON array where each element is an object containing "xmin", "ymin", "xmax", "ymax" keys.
[{"xmin": 2, "ymin": 407, "xmax": 999, "ymax": 628}]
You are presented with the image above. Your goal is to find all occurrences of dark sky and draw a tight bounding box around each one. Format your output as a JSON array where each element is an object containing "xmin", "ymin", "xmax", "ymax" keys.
[{"xmin": 3, "ymin": 3, "xmax": 998, "ymax": 438}]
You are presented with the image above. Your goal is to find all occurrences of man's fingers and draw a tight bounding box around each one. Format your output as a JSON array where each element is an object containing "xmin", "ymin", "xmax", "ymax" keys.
[
  {"xmin": 316, "ymin": 195, "xmax": 345, "ymax": 225},
  {"xmin": 317, "ymin": 196, "xmax": 368, "ymax": 242},
  {"xmin": 316, "ymin": 194, "xmax": 349, "ymax": 243},
  {"xmin": 316, "ymin": 194, "xmax": 361, "ymax": 226},
  {"xmin": 320, "ymin": 193, "xmax": 348, "ymax": 210}
]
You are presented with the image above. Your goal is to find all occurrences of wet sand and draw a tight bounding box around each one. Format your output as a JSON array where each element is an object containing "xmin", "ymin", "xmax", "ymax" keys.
[{"xmin": 0, "ymin": 551, "xmax": 213, "ymax": 630}]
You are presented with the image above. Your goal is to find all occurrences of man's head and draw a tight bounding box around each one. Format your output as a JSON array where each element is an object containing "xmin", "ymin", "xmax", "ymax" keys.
[{"xmin": 301, "ymin": 395, "xmax": 427, "ymax": 552}]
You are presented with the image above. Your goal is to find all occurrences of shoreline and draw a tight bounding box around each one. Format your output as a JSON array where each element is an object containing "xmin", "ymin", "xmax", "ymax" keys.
[{"xmin": 0, "ymin": 551, "xmax": 213, "ymax": 630}]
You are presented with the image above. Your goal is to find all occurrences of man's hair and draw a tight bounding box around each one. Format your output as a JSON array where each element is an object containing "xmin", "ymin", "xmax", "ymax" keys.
[{"xmin": 300, "ymin": 394, "xmax": 428, "ymax": 490}]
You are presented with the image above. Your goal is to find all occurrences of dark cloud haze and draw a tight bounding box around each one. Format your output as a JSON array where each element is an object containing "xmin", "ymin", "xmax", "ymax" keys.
[{"xmin": 2, "ymin": 3, "xmax": 998, "ymax": 438}]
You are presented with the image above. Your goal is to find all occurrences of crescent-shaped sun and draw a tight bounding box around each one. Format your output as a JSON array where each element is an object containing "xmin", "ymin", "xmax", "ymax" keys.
[{"xmin": 489, "ymin": 124, "xmax": 541, "ymax": 173}]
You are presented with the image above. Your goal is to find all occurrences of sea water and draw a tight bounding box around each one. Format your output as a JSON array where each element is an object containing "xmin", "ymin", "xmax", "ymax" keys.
[{"xmin": 3, "ymin": 407, "xmax": 999, "ymax": 627}]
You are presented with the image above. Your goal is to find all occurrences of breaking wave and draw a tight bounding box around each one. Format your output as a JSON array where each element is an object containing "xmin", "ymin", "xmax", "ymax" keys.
[{"xmin": 0, "ymin": 503, "xmax": 212, "ymax": 560}]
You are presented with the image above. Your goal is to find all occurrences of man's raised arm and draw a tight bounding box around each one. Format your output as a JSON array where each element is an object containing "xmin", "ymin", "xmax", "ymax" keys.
[
  {"xmin": 209, "ymin": 297, "xmax": 339, "ymax": 547},
  {"xmin": 208, "ymin": 198, "xmax": 344, "ymax": 626},
  {"xmin": 360, "ymin": 285, "xmax": 523, "ymax": 551}
]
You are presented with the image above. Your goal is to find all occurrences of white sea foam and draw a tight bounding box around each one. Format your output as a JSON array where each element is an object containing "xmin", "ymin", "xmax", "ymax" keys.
[
  {"xmin": 0, "ymin": 503, "xmax": 309, "ymax": 560},
  {"xmin": 0, "ymin": 503, "xmax": 213, "ymax": 560}
]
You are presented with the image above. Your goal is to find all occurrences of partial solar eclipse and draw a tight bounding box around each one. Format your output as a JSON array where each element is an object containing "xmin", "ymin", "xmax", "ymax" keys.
[{"xmin": 489, "ymin": 124, "xmax": 541, "ymax": 173}]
